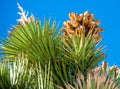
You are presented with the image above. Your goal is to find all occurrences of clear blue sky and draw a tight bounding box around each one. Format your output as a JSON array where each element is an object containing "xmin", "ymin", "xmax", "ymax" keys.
[{"xmin": 0, "ymin": 0, "xmax": 120, "ymax": 67}]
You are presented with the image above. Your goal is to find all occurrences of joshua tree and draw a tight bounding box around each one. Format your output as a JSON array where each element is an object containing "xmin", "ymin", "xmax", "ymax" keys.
[{"xmin": 0, "ymin": 4, "xmax": 120, "ymax": 89}]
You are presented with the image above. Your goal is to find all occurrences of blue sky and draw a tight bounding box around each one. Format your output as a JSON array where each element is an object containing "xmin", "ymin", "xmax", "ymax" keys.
[{"xmin": 0, "ymin": 0, "xmax": 120, "ymax": 66}]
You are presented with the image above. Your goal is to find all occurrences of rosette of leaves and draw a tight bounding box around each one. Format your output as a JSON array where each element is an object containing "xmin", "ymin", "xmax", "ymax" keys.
[
  {"xmin": 61, "ymin": 31, "xmax": 105, "ymax": 77},
  {"xmin": 93, "ymin": 62, "xmax": 120, "ymax": 88},
  {"xmin": 0, "ymin": 4, "xmax": 62, "ymax": 68},
  {"xmin": 59, "ymin": 69, "xmax": 119, "ymax": 89},
  {"xmin": 0, "ymin": 55, "xmax": 54, "ymax": 89}
]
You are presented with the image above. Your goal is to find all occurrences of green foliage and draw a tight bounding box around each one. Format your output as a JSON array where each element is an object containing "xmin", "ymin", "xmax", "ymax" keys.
[
  {"xmin": 0, "ymin": 20, "xmax": 61, "ymax": 66},
  {"xmin": 0, "ymin": 19, "xmax": 106, "ymax": 88},
  {"xmin": 62, "ymin": 33, "xmax": 105, "ymax": 77},
  {"xmin": 0, "ymin": 56, "xmax": 54, "ymax": 89},
  {"xmin": 0, "ymin": 5, "xmax": 114, "ymax": 88}
]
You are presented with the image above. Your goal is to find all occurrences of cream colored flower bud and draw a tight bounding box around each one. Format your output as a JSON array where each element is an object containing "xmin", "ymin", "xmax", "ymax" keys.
[
  {"xmin": 95, "ymin": 20, "xmax": 101, "ymax": 26},
  {"xmin": 77, "ymin": 28, "xmax": 82, "ymax": 37},
  {"xmin": 89, "ymin": 14, "xmax": 94, "ymax": 22},
  {"xmin": 63, "ymin": 21, "xmax": 71, "ymax": 28},
  {"xmin": 73, "ymin": 14, "xmax": 83, "ymax": 22},
  {"xmin": 69, "ymin": 12, "xmax": 75, "ymax": 21},
  {"xmin": 71, "ymin": 21, "xmax": 79, "ymax": 28},
  {"xmin": 87, "ymin": 21, "xmax": 96, "ymax": 28},
  {"xmin": 95, "ymin": 35, "xmax": 102, "ymax": 41},
  {"xmin": 84, "ymin": 10, "xmax": 90, "ymax": 17},
  {"xmin": 94, "ymin": 28, "xmax": 104, "ymax": 34},
  {"xmin": 67, "ymin": 29, "xmax": 75, "ymax": 34},
  {"xmin": 79, "ymin": 25, "xmax": 85, "ymax": 30},
  {"xmin": 82, "ymin": 17, "xmax": 89, "ymax": 26}
]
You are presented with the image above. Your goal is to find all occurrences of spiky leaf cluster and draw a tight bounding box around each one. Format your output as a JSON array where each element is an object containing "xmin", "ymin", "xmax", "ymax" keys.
[
  {"xmin": 62, "ymin": 32, "xmax": 105, "ymax": 77},
  {"xmin": 93, "ymin": 62, "xmax": 120, "ymax": 88},
  {"xmin": 0, "ymin": 56, "xmax": 54, "ymax": 89},
  {"xmin": 0, "ymin": 4, "xmax": 119, "ymax": 89},
  {"xmin": 62, "ymin": 69, "xmax": 119, "ymax": 89}
]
